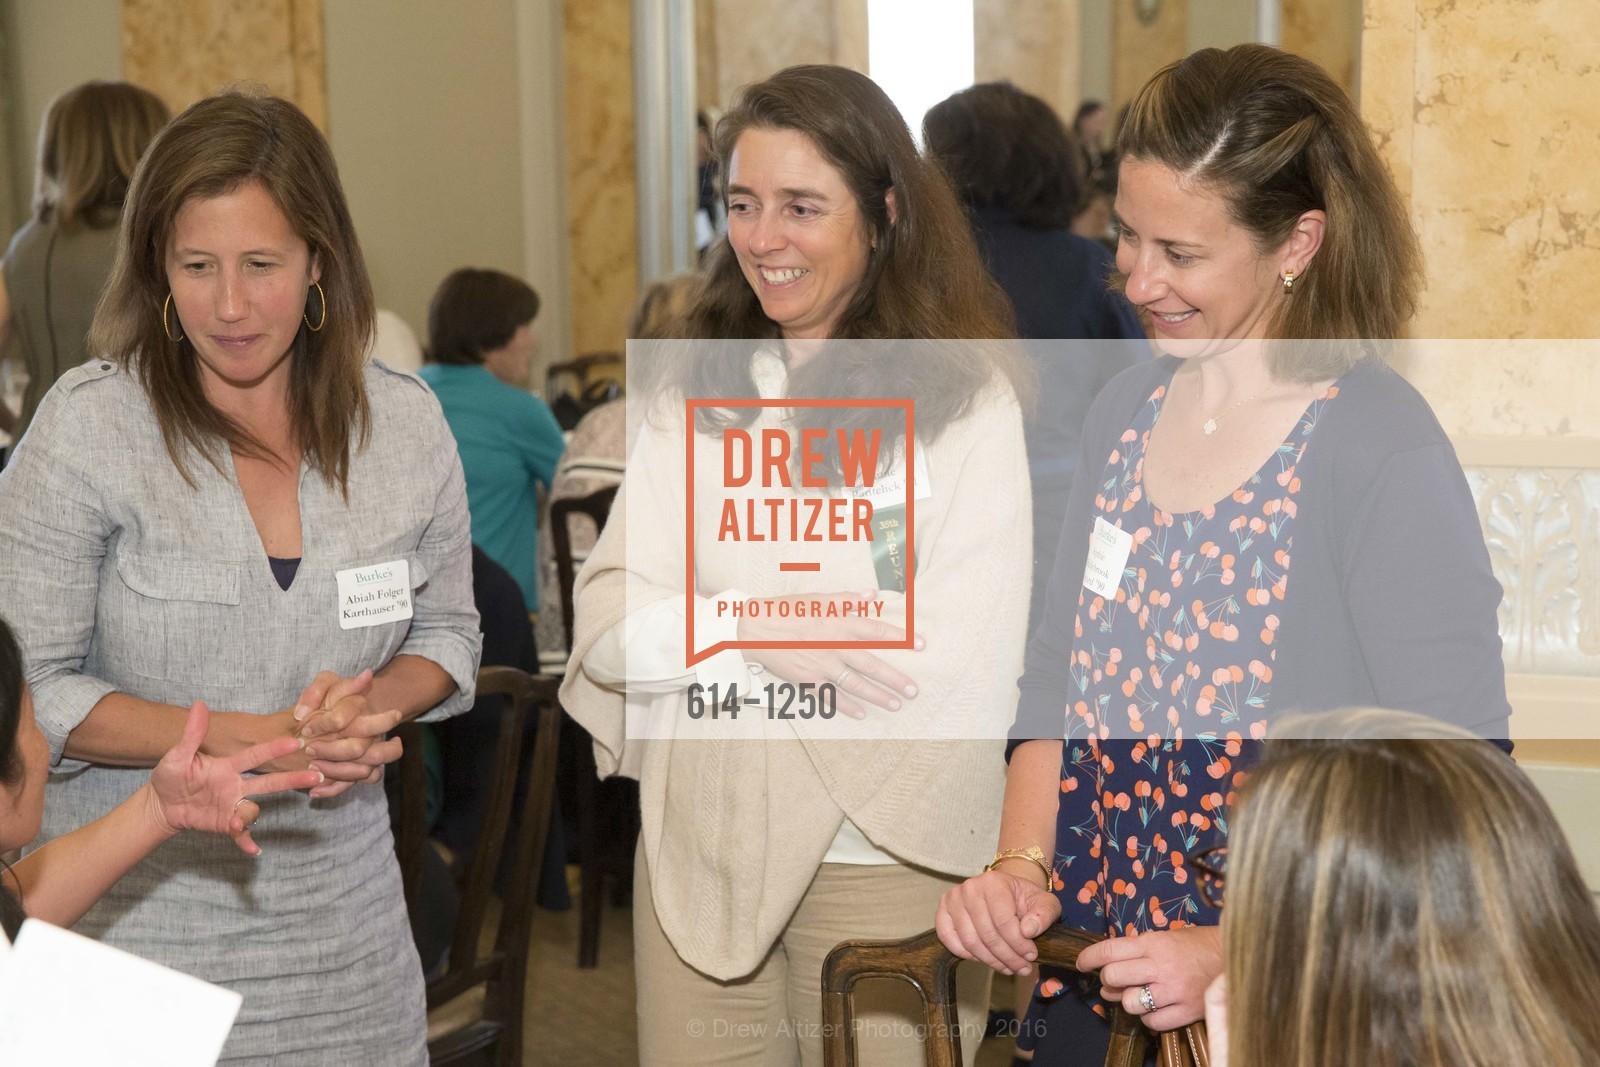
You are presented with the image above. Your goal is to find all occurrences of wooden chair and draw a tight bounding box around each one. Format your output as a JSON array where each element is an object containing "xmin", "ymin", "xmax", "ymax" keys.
[
  {"xmin": 822, "ymin": 927, "xmax": 1206, "ymax": 1067},
  {"xmin": 550, "ymin": 485, "xmax": 639, "ymax": 969},
  {"xmin": 394, "ymin": 666, "xmax": 563, "ymax": 1066},
  {"xmin": 549, "ymin": 485, "xmax": 619, "ymax": 659}
]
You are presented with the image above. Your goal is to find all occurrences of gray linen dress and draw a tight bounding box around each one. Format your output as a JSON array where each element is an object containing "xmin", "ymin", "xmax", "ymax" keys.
[{"xmin": 0, "ymin": 358, "xmax": 482, "ymax": 1065}]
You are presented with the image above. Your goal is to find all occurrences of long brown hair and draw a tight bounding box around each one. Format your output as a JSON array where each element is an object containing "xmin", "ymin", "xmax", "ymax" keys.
[
  {"xmin": 90, "ymin": 90, "xmax": 373, "ymax": 493},
  {"xmin": 33, "ymin": 81, "xmax": 170, "ymax": 231},
  {"xmin": 1117, "ymin": 45, "xmax": 1422, "ymax": 377},
  {"xmin": 1227, "ymin": 709, "xmax": 1600, "ymax": 1067},
  {"xmin": 679, "ymin": 65, "xmax": 1021, "ymax": 448}
]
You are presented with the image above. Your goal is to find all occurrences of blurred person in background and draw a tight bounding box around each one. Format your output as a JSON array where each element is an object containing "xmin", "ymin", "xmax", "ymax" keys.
[
  {"xmin": 0, "ymin": 81, "xmax": 169, "ymax": 444},
  {"xmin": 925, "ymin": 81, "xmax": 1147, "ymax": 633},
  {"xmin": 534, "ymin": 271, "xmax": 702, "ymax": 667},
  {"xmin": 419, "ymin": 267, "xmax": 566, "ymax": 616}
]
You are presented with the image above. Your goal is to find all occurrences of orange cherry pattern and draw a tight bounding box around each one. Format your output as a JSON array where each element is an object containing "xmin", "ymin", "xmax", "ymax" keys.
[{"xmin": 1038, "ymin": 377, "xmax": 1337, "ymax": 1003}]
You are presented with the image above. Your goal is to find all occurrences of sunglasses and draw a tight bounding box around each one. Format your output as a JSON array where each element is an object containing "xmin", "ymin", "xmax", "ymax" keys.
[{"xmin": 1185, "ymin": 845, "xmax": 1227, "ymax": 910}]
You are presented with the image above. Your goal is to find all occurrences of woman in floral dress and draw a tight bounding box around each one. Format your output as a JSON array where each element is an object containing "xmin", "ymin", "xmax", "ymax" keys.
[{"xmin": 935, "ymin": 45, "xmax": 1511, "ymax": 1064}]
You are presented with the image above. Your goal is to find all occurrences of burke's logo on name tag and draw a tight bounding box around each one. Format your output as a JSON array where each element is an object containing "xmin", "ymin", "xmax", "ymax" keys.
[
  {"xmin": 335, "ymin": 559, "xmax": 415, "ymax": 630},
  {"xmin": 1083, "ymin": 516, "xmax": 1133, "ymax": 599}
]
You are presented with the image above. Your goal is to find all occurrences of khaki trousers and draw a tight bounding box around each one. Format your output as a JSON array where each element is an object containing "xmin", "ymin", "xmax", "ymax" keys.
[{"xmin": 634, "ymin": 847, "xmax": 991, "ymax": 1067}]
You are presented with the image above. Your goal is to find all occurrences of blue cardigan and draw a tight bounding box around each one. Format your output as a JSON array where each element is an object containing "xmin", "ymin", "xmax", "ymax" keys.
[{"xmin": 1011, "ymin": 356, "xmax": 1512, "ymax": 748}]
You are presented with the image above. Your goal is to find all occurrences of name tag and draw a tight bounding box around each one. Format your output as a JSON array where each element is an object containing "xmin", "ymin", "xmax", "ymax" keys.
[
  {"xmin": 1082, "ymin": 517, "xmax": 1133, "ymax": 598},
  {"xmin": 335, "ymin": 559, "xmax": 415, "ymax": 630},
  {"xmin": 845, "ymin": 442, "xmax": 933, "ymax": 505}
]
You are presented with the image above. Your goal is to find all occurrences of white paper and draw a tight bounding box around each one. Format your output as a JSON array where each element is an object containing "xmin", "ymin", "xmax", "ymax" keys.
[
  {"xmin": 0, "ymin": 919, "xmax": 241, "ymax": 1066},
  {"xmin": 1083, "ymin": 516, "xmax": 1134, "ymax": 599},
  {"xmin": 335, "ymin": 558, "xmax": 414, "ymax": 630}
]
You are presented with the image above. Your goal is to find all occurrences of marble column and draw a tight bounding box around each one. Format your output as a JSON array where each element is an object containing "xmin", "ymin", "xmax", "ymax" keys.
[
  {"xmin": 1112, "ymin": 0, "xmax": 1188, "ymax": 109},
  {"xmin": 563, "ymin": 0, "xmax": 637, "ymax": 357},
  {"xmin": 1281, "ymin": 0, "xmax": 1359, "ymax": 100},
  {"xmin": 974, "ymin": 0, "xmax": 1081, "ymax": 122},
  {"xmin": 119, "ymin": 0, "xmax": 327, "ymax": 128}
]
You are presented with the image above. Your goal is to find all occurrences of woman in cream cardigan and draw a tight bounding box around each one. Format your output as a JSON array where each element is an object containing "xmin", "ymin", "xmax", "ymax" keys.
[{"xmin": 562, "ymin": 65, "xmax": 1031, "ymax": 1066}]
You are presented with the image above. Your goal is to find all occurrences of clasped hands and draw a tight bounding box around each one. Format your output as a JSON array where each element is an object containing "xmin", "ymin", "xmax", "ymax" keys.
[
  {"xmin": 935, "ymin": 868, "xmax": 1222, "ymax": 1032},
  {"xmin": 290, "ymin": 668, "xmax": 405, "ymax": 799},
  {"xmin": 238, "ymin": 668, "xmax": 404, "ymax": 799},
  {"xmin": 734, "ymin": 591, "xmax": 923, "ymax": 719}
]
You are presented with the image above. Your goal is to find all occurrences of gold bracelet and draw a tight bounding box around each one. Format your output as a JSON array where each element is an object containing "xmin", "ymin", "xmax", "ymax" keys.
[{"xmin": 983, "ymin": 845, "xmax": 1052, "ymax": 890}]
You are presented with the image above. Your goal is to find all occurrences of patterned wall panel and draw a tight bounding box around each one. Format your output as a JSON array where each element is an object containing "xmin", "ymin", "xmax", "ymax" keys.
[{"xmin": 1468, "ymin": 466, "xmax": 1598, "ymax": 677}]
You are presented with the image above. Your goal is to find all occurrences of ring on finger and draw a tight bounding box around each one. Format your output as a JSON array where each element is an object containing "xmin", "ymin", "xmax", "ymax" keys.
[
  {"xmin": 1138, "ymin": 984, "xmax": 1156, "ymax": 1013},
  {"xmin": 835, "ymin": 665, "xmax": 855, "ymax": 687}
]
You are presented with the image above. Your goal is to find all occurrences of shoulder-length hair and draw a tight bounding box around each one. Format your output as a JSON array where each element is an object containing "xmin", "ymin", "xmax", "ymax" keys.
[
  {"xmin": 1116, "ymin": 44, "xmax": 1422, "ymax": 379},
  {"xmin": 33, "ymin": 81, "xmax": 170, "ymax": 231},
  {"xmin": 427, "ymin": 268, "xmax": 540, "ymax": 366},
  {"xmin": 923, "ymin": 82, "xmax": 1084, "ymax": 230},
  {"xmin": 90, "ymin": 90, "xmax": 374, "ymax": 494},
  {"xmin": 679, "ymin": 64, "xmax": 1021, "ymax": 447},
  {"xmin": 1227, "ymin": 708, "xmax": 1600, "ymax": 1067}
]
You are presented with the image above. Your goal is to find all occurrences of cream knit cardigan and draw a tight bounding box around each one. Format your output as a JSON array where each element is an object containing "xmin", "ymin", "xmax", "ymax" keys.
[{"xmin": 560, "ymin": 354, "xmax": 1032, "ymax": 979}]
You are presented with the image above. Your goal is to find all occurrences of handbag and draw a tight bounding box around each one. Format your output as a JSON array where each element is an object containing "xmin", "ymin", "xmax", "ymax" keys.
[{"xmin": 1106, "ymin": 1011, "xmax": 1210, "ymax": 1067}]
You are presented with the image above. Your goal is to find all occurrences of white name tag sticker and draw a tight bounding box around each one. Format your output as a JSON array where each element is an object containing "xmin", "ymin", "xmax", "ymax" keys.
[
  {"xmin": 846, "ymin": 442, "xmax": 933, "ymax": 505},
  {"xmin": 336, "ymin": 559, "xmax": 414, "ymax": 630},
  {"xmin": 1082, "ymin": 517, "xmax": 1133, "ymax": 599}
]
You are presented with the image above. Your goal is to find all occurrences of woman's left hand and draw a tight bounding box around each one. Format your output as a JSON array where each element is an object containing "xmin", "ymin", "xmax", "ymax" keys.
[
  {"xmin": 1075, "ymin": 925, "xmax": 1223, "ymax": 1032},
  {"xmin": 148, "ymin": 700, "xmax": 323, "ymax": 855},
  {"xmin": 295, "ymin": 669, "xmax": 405, "ymax": 799}
]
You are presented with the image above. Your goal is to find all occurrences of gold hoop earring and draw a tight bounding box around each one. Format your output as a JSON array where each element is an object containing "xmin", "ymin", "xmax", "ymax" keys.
[
  {"xmin": 1282, "ymin": 269, "xmax": 1296, "ymax": 295},
  {"xmin": 304, "ymin": 281, "xmax": 327, "ymax": 333},
  {"xmin": 162, "ymin": 293, "xmax": 184, "ymax": 342}
]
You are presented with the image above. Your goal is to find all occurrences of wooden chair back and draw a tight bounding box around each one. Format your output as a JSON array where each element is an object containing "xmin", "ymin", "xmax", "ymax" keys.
[
  {"xmin": 394, "ymin": 666, "xmax": 563, "ymax": 1066},
  {"xmin": 821, "ymin": 927, "xmax": 1201, "ymax": 1067},
  {"xmin": 549, "ymin": 484, "xmax": 619, "ymax": 652}
]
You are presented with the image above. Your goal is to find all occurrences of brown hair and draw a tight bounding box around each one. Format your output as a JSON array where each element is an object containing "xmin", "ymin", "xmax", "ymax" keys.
[
  {"xmin": 1227, "ymin": 709, "xmax": 1600, "ymax": 1067},
  {"xmin": 924, "ymin": 82, "xmax": 1085, "ymax": 229},
  {"xmin": 33, "ymin": 81, "xmax": 170, "ymax": 231},
  {"xmin": 1116, "ymin": 44, "xmax": 1422, "ymax": 377},
  {"xmin": 427, "ymin": 268, "xmax": 540, "ymax": 366},
  {"xmin": 678, "ymin": 65, "xmax": 1020, "ymax": 451},
  {"xmin": 90, "ymin": 90, "xmax": 373, "ymax": 493}
]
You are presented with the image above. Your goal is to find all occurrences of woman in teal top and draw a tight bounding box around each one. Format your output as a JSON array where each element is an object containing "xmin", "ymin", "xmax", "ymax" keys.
[{"xmin": 419, "ymin": 268, "xmax": 565, "ymax": 611}]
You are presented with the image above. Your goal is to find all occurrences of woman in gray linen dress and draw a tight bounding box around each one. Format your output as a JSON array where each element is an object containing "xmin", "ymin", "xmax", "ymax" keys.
[{"xmin": 0, "ymin": 91, "xmax": 481, "ymax": 1064}]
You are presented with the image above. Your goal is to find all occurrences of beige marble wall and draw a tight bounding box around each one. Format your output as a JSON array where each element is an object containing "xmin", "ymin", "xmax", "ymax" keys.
[
  {"xmin": 696, "ymin": 0, "xmax": 720, "ymax": 112},
  {"xmin": 1112, "ymin": 0, "xmax": 1188, "ymax": 109},
  {"xmin": 703, "ymin": 0, "xmax": 867, "ymax": 110},
  {"xmin": 1361, "ymin": 0, "xmax": 1600, "ymax": 759},
  {"xmin": 1282, "ymin": 0, "xmax": 1359, "ymax": 100},
  {"xmin": 120, "ymin": 0, "xmax": 327, "ymax": 129},
  {"xmin": 974, "ymin": 0, "xmax": 1080, "ymax": 121},
  {"xmin": 1363, "ymin": 0, "xmax": 1600, "ymax": 340},
  {"xmin": 563, "ymin": 0, "xmax": 636, "ymax": 357}
]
